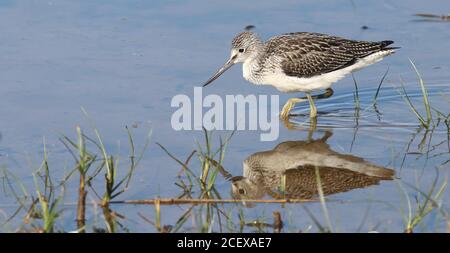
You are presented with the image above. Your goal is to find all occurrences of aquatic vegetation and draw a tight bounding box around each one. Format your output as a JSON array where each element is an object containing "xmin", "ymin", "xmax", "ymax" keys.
[
  {"xmin": 399, "ymin": 60, "xmax": 434, "ymax": 129},
  {"xmin": 1, "ymin": 114, "xmax": 152, "ymax": 233},
  {"xmin": 396, "ymin": 168, "xmax": 448, "ymax": 233},
  {"xmin": 0, "ymin": 70, "xmax": 448, "ymax": 233}
]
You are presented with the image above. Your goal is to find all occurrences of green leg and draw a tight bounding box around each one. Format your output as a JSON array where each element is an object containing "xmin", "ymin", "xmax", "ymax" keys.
[
  {"xmin": 306, "ymin": 93, "xmax": 317, "ymax": 118},
  {"xmin": 280, "ymin": 97, "xmax": 308, "ymax": 120},
  {"xmin": 280, "ymin": 88, "xmax": 334, "ymax": 119}
]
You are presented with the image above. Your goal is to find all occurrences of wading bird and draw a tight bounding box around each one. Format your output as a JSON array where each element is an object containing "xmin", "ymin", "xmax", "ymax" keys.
[
  {"xmin": 203, "ymin": 28, "xmax": 398, "ymax": 119},
  {"xmin": 230, "ymin": 131, "xmax": 395, "ymax": 201}
]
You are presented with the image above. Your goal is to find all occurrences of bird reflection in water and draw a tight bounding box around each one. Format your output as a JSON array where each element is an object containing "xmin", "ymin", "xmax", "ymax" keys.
[{"xmin": 231, "ymin": 131, "xmax": 395, "ymax": 201}]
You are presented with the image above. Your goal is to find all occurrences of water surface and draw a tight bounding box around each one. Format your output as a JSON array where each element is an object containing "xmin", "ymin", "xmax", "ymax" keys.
[{"xmin": 0, "ymin": 0, "xmax": 449, "ymax": 232}]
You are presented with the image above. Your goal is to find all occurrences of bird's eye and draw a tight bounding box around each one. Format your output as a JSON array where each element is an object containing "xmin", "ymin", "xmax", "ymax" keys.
[
  {"xmin": 238, "ymin": 48, "xmax": 245, "ymax": 53},
  {"xmin": 238, "ymin": 188, "xmax": 245, "ymax": 194}
]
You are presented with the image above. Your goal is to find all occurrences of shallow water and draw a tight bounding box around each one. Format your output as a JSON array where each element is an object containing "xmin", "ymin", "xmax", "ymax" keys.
[{"xmin": 0, "ymin": 0, "xmax": 449, "ymax": 232}]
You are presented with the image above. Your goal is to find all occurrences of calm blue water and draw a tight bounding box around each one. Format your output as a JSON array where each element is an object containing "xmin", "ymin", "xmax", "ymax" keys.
[{"xmin": 0, "ymin": 0, "xmax": 449, "ymax": 232}]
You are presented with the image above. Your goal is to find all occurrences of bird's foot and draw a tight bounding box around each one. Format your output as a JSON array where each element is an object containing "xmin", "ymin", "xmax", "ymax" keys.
[
  {"xmin": 280, "ymin": 98, "xmax": 305, "ymax": 120},
  {"xmin": 280, "ymin": 101, "xmax": 294, "ymax": 120}
]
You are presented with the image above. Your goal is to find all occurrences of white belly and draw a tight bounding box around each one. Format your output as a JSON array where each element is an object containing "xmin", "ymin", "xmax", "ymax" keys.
[{"xmin": 254, "ymin": 50, "xmax": 395, "ymax": 93}]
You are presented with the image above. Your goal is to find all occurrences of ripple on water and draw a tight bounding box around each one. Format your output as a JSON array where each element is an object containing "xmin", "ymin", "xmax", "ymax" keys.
[{"xmin": 287, "ymin": 82, "xmax": 449, "ymax": 130}]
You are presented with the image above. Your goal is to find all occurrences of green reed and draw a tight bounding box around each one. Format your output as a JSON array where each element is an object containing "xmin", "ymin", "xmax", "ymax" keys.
[
  {"xmin": 158, "ymin": 128, "xmax": 234, "ymax": 232},
  {"xmin": 399, "ymin": 60, "xmax": 433, "ymax": 128},
  {"xmin": 396, "ymin": 167, "xmax": 448, "ymax": 233},
  {"xmin": 1, "ymin": 110, "xmax": 151, "ymax": 233}
]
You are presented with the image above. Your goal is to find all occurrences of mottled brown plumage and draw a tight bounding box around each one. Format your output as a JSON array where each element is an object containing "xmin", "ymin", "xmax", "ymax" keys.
[
  {"xmin": 264, "ymin": 32, "xmax": 396, "ymax": 78},
  {"xmin": 204, "ymin": 29, "xmax": 397, "ymax": 118},
  {"xmin": 231, "ymin": 132, "xmax": 395, "ymax": 200},
  {"xmin": 274, "ymin": 165, "xmax": 387, "ymax": 199}
]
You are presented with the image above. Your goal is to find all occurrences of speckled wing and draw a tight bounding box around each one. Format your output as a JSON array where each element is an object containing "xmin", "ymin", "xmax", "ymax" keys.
[
  {"xmin": 282, "ymin": 165, "xmax": 388, "ymax": 199},
  {"xmin": 265, "ymin": 32, "xmax": 395, "ymax": 78}
]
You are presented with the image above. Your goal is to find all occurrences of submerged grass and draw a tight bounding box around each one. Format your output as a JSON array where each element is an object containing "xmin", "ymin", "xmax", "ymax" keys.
[
  {"xmin": 372, "ymin": 67, "xmax": 390, "ymax": 104},
  {"xmin": 1, "ymin": 111, "xmax": 152, "ymax": 233},
  {"xmin": 1, "ymin": 117, "xmax": 448, "ymax": 232},
  {"xmin": 396, "ymin": 167, "xmax": 448, "ymax": 233},
  {"xmin": 1, "ymin": 121, "xmax": 448, "ymax": 232},
  {"xmin": 1, "ymin": 64, "xmax": 449, "ymax": 233},
  {"xmin": 352, "ymin": 74, "xmax": 360, "ymax": 111},
  {"xmin": 314, "ymin": 167, "xmax": 333, "ymax": 233},
  {"xmin": 399, "ymin": 60, "xmax": 434, "ymax": 128},
  {"xmin": 32, "ymin": 139, "xmax": 65, "ymax": 233},
  {"xmin": 156, "ymin": 128, "xmax": 236, "ymax": 232}
]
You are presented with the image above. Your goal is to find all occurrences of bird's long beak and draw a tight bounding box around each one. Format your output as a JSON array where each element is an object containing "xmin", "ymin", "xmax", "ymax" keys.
[{"xmin": 203, "ymin": 55, "xmax": 236, "ymax": 87}]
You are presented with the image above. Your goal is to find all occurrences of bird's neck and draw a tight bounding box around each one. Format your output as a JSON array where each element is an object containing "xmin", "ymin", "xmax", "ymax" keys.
[{"xmin": 242, "ymin": 48, "xmax": 264, "ymax": 84}]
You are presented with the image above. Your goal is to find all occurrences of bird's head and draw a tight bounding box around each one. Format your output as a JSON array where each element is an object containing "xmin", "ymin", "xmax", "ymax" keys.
[
  {"xmin": 230, "ymin": 175, "xmax": 264, "ymax": 208},
  {"xmin": 230, "ymin": 31, "xmax": 262, "ymax": 63},
  {"xmin": 203, "ymin": 31, "xmax": 262, "ymax": 87}
]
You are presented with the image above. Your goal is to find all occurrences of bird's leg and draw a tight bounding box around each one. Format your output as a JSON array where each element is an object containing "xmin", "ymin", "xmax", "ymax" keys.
[
  {"xmin": 298, "ymin": 88, "xmax": 334, "ymax": 100},
  {"xmin": 315, "ymin": 88, "xmax": 334, "ymax": 100},
  {"xmin": 280, "ymin": 97, "xmax": 308, "ymax": 120},
  {"xmin": 307, "ymin": 118, "xmax": 317, "ymax": 141},
  {"xmin": 280, "ymin": 88, "xmax": 334, "ymax": 119},
  {"xmin": 306, "ymin": 92, "xmax": 317, "ymax": 118}
]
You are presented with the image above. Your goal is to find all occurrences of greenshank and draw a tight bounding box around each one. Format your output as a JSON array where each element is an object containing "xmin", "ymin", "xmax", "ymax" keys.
[
  {"xmin": 231, "ymin": 131, "xmax": 395, "ymax": 200},
  {"xmin": 203, "ymin": 29, "xmax": 398, "ymax": 119}
]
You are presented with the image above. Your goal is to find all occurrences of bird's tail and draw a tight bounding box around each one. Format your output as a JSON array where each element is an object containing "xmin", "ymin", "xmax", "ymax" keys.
[{"xmin": 380, "ymin": 40, "xmax": 400, "ymax": 50}]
